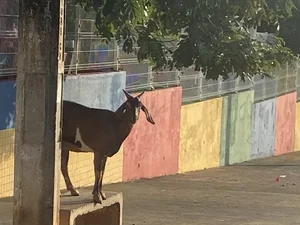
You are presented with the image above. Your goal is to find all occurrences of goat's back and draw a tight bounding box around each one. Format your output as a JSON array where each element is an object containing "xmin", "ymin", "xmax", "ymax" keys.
[{"xmin": 62, "ymin": 101, "xmax": 118, "ymax": 151}]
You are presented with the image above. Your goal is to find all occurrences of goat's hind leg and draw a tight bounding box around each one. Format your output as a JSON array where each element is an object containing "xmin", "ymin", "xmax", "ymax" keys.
[{"xmin": 61, "ymin": 148, "xmax": 80, "ymax": 196}]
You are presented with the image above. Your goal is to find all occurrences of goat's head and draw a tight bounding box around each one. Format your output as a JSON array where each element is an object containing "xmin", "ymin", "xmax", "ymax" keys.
[{"xmin": 122, "ymin": 89, "xmax": 155, "ymax": 125}]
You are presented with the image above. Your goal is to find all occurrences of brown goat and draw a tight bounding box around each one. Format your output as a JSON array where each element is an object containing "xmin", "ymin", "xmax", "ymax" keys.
[{"xmin": 61, "ymin": 89, "xmax": 155, "ymax": 203}]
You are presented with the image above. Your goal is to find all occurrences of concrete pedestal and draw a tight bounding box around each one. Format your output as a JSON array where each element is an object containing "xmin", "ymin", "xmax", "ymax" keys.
[
  {"xmin": 0, "ymin": 190, "xmax": 123, "ymax": 225},
  {"xmin": 60, "ymin": 191, "xmax": 123, "ymax": 225},
  {"xmin": 0, "ymin": 197, "xmax": 12, "ymax": 225}
]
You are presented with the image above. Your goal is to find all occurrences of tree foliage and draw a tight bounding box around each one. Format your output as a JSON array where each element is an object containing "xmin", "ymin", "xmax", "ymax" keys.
[
  {"xmin": 72, "ymin": 0, "xmax": 299, "ymax": 80},
  {"xmin": 258, "ymin": 0, "xmax": 300, "ymax": 56}
]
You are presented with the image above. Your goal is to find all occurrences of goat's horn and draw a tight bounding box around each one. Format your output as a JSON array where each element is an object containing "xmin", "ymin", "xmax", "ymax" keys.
[
  {"xmin": 123, "ymin": 89, "xmax": 133, "ymax": 100},
  {"xmin": 137, "ymin": 91, "xmax": 145, "ymax": 98}
]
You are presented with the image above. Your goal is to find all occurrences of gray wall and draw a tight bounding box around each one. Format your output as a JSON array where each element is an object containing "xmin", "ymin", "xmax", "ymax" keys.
[
  {"xmin": 252, "ymin": 98, "xmax": 276, "ymax": 159},
  {"xmin": 63, "ymin": 71, "xmax": 126, "ymax": 111}
]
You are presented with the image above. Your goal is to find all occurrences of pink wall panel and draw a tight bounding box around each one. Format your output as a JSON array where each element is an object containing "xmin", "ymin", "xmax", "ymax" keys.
[
  {"xmin": 123, "ymin": 87, "xmax": 182, "ymax": 181},
  {"xmin": 275, "ymin": 92, "xmax": 297, "ymax": 155}
]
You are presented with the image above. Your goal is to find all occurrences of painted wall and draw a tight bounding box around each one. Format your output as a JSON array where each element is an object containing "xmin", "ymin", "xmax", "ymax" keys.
[
  {"xmin": 179, "ymin": 98, "xmax": 222, "ymax": 173},
  {"xmin": 0, "ymin": 129, "xmax": 14, "ymax": 198},
  {"xmin": 0, "ymin": 71, "xmax": 299, "ymax": 198},
  {"xmin": 64, "ymin": 71, "xmax": 126, "ymax": 111},
  {"xmin": 275, "ymin": 92, "xmax": 297, "ymax": 155},
  {"xmin": 220, "ymin": 90, "xmax": 254, "ymax": 166},
  {"xmin": 252, "ymin": 98, "xmax": 276, "ymax": 159},
  {"xmin": 123, "ymin": 87, "xmax": 182, "ymax": 181},
  {"xmin": 0, "ymin": 80, "xmax": 16, "ymax": 130},
  {"xmin": 295, "ymin": 102, "xmax": 300, "ymax": 151},
  {"xmin": 0, "ymin": 80, "xmax": 16, "ymax": 197}
]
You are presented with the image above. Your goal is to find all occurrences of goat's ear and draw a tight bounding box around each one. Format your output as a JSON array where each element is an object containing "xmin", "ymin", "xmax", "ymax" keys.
[
  {"xmin": 141, "ymin": 104, "xmax": 155, "ymax": 125},
  {"xmin": 137, "ymin": 91, "xmax": 145, "ymax": 98},
  {"xmin": 123, "ymin": 89, "xmax": 133, "ymax": 100}
]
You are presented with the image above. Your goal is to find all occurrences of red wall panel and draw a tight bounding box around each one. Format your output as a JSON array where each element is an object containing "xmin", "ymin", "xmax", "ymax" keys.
[
  {"xmin": 275, "ymin": 92, "xmax": 297, "ymax": 155},
  {"xmin": 123, "ymin": 87, "xmax": 182, "ymax": 181}
]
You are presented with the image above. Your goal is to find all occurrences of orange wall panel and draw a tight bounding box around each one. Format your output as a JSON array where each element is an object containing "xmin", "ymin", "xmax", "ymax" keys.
[
  {"xmin": 275, "ymin": 92, "xmax": 297, "ymax": 155},
  {"xmin": 123, "ymin": 87, "xmax": 182, "ymax": 181}
]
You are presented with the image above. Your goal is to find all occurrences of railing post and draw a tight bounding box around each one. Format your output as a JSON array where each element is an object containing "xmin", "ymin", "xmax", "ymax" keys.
[
  {"xmin": 198, "ymin": 70, "xmax": 203, "ymax": 100},
  {"xmin": 296, "ymin": 60, "xmax": 300, "ymax": 91},
  {"xmin": 176, "ymin": 69, "xmax": 181, "ymax": 86},
  {"xmin": 250, "ymin": 75, "xmax": 254, "ymax": 90},
  {"xmin": 148, "ymin": 64, "xmax": 154, "ymax": 90},
  {"xmin": 218, "ymin": 76, "xmax": 222, "ymax": 96},
  {"xmin": 75, "ymin": 16, "xmax": 81, "ymax": 75},
  {"xmin": 262, "ymin": 77, "xmax": 266, "ymax": 100},
  {"xmin": 231, "ymin": 68, "xmax": 238, "ymax": 93},
  {"xmin": 116, "ymin": 41, "xmax": 120, "ymax": 71},
  {"xmin": 235, "ymin": 76, "xmax": 239, "ymax": 93},
  {"xmin": 285, "ymin": 62, "xmax": 288, "ymax": 93},
  {"xmin": 295, "ymin": 62, "xmax": 298, "ymax": 88}
]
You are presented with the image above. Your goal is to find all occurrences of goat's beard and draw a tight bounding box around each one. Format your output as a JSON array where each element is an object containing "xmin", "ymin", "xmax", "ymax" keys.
[{"xmin": 130, "ymin": 118, "xmax": 138, "ymax": 124}]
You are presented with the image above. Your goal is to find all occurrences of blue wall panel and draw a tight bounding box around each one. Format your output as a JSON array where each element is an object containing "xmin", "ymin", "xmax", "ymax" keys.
[{"xmin": 0, "ymin": 80, "xmax": 16, "ymax": 130}]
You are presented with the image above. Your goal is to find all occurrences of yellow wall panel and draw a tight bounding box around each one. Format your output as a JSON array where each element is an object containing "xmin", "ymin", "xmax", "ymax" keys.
[
  {"xmin": 103, "ymin": 146, "xmax": 123, "ymax": 184},
  {"xmin": 60, "ymin": 146, "xmax": 123, "ymax": 190},
  {"xmin": 295, "ymin": 102, "xmax": 300, "ymax": 151},
  {"xmin": 59, "ymin": 152, "xmax": 94, "ymax": 190},
  {"xmin": 179, "ymin": 98, "xmax": 223, "ymax": 173},
  {"xmin": 0, "ymin": 129, "xmax": 14, "ymax": 198},
  {"xmin": 60, "ymin": 147, "xmax": 123, "ymax": 191}
]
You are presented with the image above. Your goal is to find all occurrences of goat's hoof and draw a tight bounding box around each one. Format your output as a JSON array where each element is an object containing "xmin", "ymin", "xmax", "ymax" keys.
[
  {"xmin": 70, "ymin": 189, "xmax": 80, "ymax": 196},
  {"xmin": 93, "ymin": 194, "xmax": 102, "ymax": 204},
  {"xmin": 100, "ymin": 192, "xmax": 106, "ymax": 200}
]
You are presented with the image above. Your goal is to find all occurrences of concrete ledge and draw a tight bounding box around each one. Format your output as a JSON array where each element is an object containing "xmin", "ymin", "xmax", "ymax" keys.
[
  {"xmin": 0, "ymin": 197, "xmax": 13, "ymax": 225},
  {"xmin": 60, "ymin": 191, "xmax": 123, "ymax": 225},
  {"xmin": 0, "ymin": 191, "xmax": 123, "ymax": 225}
]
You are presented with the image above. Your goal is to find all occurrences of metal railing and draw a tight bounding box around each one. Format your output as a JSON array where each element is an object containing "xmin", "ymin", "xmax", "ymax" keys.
[
  {"xmin": 180, "ymin": 68, "xmax": 253, "ymax": 103},
  {"xmin": 253, "ymin": 62, "xmax": 299, "ymax": 102},
  {"xmin": 0, "ymin": 13, "xmax": 18, "ymax": 78},
  {"xmin": 180, "ymin": 61, "xmax": 300, "ymax": 103},
  {"xmin": 64, "ymin": 5, "xmax": 179, "ymax": 92},
  {"xmin": 2, "ymin": 3, "xmax": 300, "ymax": 104}
]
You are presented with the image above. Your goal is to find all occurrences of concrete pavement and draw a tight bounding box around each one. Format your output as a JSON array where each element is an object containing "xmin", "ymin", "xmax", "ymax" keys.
[
  {"xmin": 102, "ymin": 152, "xmax": 300, "ymax": 225},
  {"xmin": 2, "ymin": 152, "xmax": 300, "ymax": 225}
]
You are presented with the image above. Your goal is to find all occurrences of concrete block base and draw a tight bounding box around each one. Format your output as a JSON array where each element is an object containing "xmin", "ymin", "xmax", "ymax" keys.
[
  {"xmin": 0, "ymin": 197, "xmax": 12, "ymax": 225},
  {"xmin": 60, "ymin": 191, "xmax": 123, "ymax": 225},
  {"xmin": 0, "ymin": 190, "xmax": 123, "ymax": 225}
]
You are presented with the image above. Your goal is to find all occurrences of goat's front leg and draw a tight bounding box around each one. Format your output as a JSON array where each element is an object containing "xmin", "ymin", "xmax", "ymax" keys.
[
  {"xmin": 99, "ymin": 156, "xmax": 107, "ymax": 200},
  {"xmin": 92, "ymin": 153, "xmax": 107, "ymax": 203},
  {"xmin": 61, "ymin": 148, "xmax": 80, "ymax": 196}
]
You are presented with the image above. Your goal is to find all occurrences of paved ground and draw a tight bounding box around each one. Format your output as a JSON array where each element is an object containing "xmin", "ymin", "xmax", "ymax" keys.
[
  {"xmin": 2, "ymin": 152, "xmax": 300, "ymax": 225},
  {"xmin": 102, "ymin": 152, "xmax": 300, "ymax": 225}
]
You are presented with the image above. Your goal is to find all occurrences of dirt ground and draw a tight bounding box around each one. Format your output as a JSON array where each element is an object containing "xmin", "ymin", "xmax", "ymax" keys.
[{"xmin": 102, "ymin": 152, "xmax": 300, "ymax": 225}]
